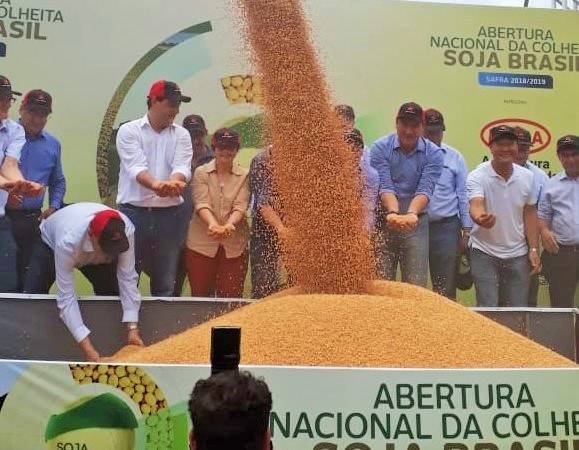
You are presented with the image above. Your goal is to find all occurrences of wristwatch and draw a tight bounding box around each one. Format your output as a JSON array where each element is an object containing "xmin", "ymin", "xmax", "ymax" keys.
[
  {"xmin": 127, "ymin": 323, "xmax": 139, "ymax": 331},
  {"xmin": 529, "ymin": 247, "xmax": 538, "ymax": 253}
]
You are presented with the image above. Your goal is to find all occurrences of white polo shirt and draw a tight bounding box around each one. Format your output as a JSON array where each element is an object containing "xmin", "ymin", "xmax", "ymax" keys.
[
  {"xmin": 115, "ymin": 115, "xmax": 193, "ymax": 208},
  {"xmin": 467, "ymin": 162, "xmax": 537, "ymax": 259},
  {"xmin": 40, "ymin": 202, "xmax": 141, "ymax": 343}
]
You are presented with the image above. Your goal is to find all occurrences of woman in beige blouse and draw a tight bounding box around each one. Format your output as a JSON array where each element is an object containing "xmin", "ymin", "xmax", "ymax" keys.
[{"xmin": 185, "ymin": 128, "xmax": 250, "ymax": 297}]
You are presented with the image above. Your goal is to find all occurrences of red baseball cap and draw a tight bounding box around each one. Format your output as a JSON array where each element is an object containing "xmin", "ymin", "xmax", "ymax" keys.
[
  {"xmin": 148, "ymin": 80, "xmax": 191, "ymax": 104},
  {"xmin": 89, "ymin": 209, "xmax": 129, "ymax": 256}
]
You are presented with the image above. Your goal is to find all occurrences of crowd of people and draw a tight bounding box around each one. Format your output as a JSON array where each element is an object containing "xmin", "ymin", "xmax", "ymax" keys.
[
  {"xmin": 370, "ymin": 102, "xmax": 577, "ymax": 309},
  {"xmin": 0, "ymin": 74, "xmax": 577, "ymax": 359}
]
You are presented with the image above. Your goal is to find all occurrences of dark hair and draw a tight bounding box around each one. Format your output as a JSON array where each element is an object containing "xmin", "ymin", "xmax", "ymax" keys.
[
  {"xmin": 335, "ymin": 104, "xmax": 355, "ymax": 122},
  {"xmin": 345, "ymin": 128, "xmax": 364, "ymax": 150},
  {"xmin": 189, "ymin": 371, "xmax": 273, "ymax": 450}
]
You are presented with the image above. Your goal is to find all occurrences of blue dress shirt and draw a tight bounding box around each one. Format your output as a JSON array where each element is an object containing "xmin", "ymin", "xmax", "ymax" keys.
[
  {"xmin": 538, "ymin": 171, "xmax": 579, "ymax": 245},
  {"xmin": 370, "ymin": 134, "xmax": 443, "ymax": 212},
  {"xmin": 17, "ymin": 129, "xmax": 66, "ymax": 210},
  {"xmin": 428, "ymin": 142, "xmax": 472, "ymax": 228}
]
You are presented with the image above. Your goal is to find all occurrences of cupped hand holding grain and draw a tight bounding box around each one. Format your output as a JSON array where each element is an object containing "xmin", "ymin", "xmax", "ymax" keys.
[{"xmin": 387, "ymin": 213, "xmax": 418, "ymax": 231}]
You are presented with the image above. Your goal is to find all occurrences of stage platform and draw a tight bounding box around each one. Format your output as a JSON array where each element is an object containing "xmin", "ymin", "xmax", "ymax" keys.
[{"xmin": 0, "ymin": 294, "xmax": 576, "ymax": 362}]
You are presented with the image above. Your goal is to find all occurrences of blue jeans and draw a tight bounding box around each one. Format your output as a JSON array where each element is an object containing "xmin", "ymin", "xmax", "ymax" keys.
[
  {"xmin": 541, "ymin": 245, "xmax": 578, "ymax": 308},
  {"xmin": 173, "ymin": 184, "xmax": 194, "ymax": 296},
  {"xmin": 119, "ymin": 204, "xmax": 183, "ymax": 297},
  {"xmin": 429, "ymin": 215, "xmax": 461, "ymax": 300},
  {"xmin": 470, "ymin": 247, "xmax": 530, "ymax": 307},
  {"xmin": 0, "ymin": 215, "xmax": 18, "ymax": 293},
  {"xmin": 374, "ymin": 213, "xmax": 429, "ymax": 287},
  {"xmin": 6, "ymin": 208, "xmax": 42, "ymax": 292},
  {"xmin": 177, "ymin": 181, "xmax": 194, "ymax": 246}
]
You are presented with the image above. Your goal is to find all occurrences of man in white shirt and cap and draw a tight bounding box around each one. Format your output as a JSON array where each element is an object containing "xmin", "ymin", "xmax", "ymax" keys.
[
  {"xmin": 116, "ymin": 79, "xmax": 193, "ymax": 296},
  {"xmin": 24, "ymin": 203, "xmax": 143, "ymax": 361}
]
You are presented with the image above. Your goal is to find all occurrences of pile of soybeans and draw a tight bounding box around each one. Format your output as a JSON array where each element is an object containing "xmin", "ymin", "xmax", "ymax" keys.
[
  {"xmin": 113, "ymin": 281, "xmax": 573, "ymax": 367},
  {"xmin": 112, "ymin": 0, "xmax": 573, "ymax": 368}
]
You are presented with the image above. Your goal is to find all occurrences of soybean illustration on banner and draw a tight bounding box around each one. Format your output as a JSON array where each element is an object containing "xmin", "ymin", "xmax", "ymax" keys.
[
  {"xmin": 1, "ymin": 362, "xmax": 579, "ymax": 449},
  {"xmin": 0, "ymin": 362, "xmax": 192, "ymax": 450}
]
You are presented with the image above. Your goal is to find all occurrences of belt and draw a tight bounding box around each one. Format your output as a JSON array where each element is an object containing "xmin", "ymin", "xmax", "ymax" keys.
[
  {"xmin": 119, "ymin": 203, "xmax": 179, "ymax": 212},
  {"xmin": 429, "ymin": 215, "xmax": 458, "ymax": 224},
  {"xmin": 558, "ymin": 244, "xmax": 579, "ymax": 251},
  {"xmin": 6, "ymin": 208, "xmax": 41, "ymax": 216}
]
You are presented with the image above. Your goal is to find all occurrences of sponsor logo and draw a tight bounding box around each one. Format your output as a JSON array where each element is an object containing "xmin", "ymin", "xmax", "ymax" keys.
[{"xmin": 480, "ymin": 118, "xmax": 551, "ymax": 154}]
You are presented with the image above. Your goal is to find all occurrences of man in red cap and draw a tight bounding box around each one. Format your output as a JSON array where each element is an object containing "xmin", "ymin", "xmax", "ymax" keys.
[
  {"xmin": 116, "ymin": 80, "xmax": 193, "ymax": 296},
  {"xmin": 0, "ymin": 75, "xmax": 45, "ymax": 292},
  {"xmin": 24, "ymin": 203, "xmax": 143, "ymax": 361}
]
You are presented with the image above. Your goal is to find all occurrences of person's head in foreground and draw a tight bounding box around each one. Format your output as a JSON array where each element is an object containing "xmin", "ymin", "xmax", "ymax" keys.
[{"xmin": 188, "ymin": 370, "xmax": 273, "ymax": 450}]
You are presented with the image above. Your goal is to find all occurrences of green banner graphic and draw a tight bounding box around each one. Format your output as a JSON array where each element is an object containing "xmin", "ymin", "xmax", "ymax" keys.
[{"xmin": 1, "ymin": 361, "xmax": 579, "ymax": 449}]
